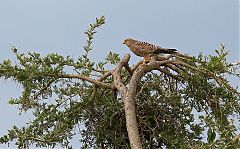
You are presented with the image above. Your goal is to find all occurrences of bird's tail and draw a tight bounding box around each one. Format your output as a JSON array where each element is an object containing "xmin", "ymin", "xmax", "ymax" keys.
[
  {"xmin": 154, "ymin": 48, "xmax": 177, "ymax": 54},
  {"xmin": 165, "ymin": 48, "xmax": 177, "ymax": 53}
]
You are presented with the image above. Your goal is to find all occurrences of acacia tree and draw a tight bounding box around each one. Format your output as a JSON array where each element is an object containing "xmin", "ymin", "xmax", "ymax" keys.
[{"xmin": 0, "ymin": 16, "xmax": 240, "ymax": 149}]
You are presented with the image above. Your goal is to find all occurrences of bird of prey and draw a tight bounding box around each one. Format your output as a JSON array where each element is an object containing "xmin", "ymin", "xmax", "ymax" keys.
[{"xmin": 123, "ymin": 38, "xmax": 177, "ymax": 64}]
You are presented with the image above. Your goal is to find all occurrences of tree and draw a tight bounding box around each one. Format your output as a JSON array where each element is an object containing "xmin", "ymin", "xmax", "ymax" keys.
[{"xmin": 0, "ymin": 16, "xmax": 240, "ymax": 149}]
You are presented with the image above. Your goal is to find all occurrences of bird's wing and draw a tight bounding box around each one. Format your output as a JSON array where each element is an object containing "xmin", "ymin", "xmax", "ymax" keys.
[
  {"xmin": 133, "ymin": 41, "xmax": 177, "ymax": 54},
  {"xmin": 131, "ymin": 41, "xmax": 160, "ymax": 53}
]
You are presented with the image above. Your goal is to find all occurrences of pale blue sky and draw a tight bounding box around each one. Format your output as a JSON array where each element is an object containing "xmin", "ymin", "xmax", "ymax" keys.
[{"xmin": 0, "ymin": 1, "xmax": 239, "ymax": 148}]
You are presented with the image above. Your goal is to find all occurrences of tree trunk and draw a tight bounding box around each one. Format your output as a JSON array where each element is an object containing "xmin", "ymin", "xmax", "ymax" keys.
[
  {"xmin": 112, "ymin": 54, "xmax": 143, "ymax": 149},
  {"xmin": 125, "ymin": 84, "xmax": 143, "ymax": 149},
  {"xmin": 112, "ymin": 55, "xmax": 171, "ymax": 149}
]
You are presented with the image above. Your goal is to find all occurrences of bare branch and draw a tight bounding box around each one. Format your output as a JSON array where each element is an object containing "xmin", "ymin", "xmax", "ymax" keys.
[
  {"xmin": 124, "ymin": 62, "xmax": 133, "ymax": 75},
  {"xmin": 98, "ymin": 71, "xmax": 112, "ymax": 82},
  {"xmin": 112, "ymin": 54, "xmax": 130, "ymax": 95},
  {"xmin": 131, "ymin": 61, "xmax": 143, "ymax": 72},
  {"xmin": 158, "ymin": 67, "xmax": 183, "ymax": 81},
  {"xmin": 165, "ymin": 63, "xmax": 183, "ymax": 74},
  {"xmin": 233, "ymin": 134, "xmax": 240, "ymax": 142}
]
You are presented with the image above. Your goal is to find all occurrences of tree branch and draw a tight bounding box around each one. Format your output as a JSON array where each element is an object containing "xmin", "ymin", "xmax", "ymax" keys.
[
  {"xmin": 59, "ymin": 74, "xmax": 114, "ymax": 89},
  {"xmin": 112, "ymin": 54, "xmax": 130, "ymax": 95},
  {"xmin": 158, "ymin": 67, "xmax": 183, "ymax": 81},
  {"xmin": 170, "ymin": 61, "xmax": 240, "ymax": 95}
]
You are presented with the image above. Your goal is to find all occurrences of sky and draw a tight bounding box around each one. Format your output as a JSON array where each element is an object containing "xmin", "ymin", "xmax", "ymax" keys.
[{"xmin": 0, "ymin": 0, "xmax": 239, "ymax": 148}]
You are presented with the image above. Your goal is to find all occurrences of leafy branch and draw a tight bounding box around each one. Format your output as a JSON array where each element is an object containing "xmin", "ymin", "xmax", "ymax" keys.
[{"xmin": 82, "ymin": 16, "xmax": 105, "ymax": 65}]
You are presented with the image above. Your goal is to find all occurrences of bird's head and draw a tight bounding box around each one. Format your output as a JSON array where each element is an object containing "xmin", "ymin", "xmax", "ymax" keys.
[{"xmin": 123, "ymin": 38, "xmax": 135, "ymax": 46}]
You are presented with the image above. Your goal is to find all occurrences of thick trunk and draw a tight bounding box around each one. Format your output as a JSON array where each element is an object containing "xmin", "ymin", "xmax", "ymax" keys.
[
  {"xmin": 112, "ymin": 54, "xmax": 170, "ymax": 149},
  {"xmin": 125, "ymin": 83, "xmax": 142, "ymax": 149},
  {"xmin": 112, "ymin": 54, "xmax": 143, "ymax": 149}
]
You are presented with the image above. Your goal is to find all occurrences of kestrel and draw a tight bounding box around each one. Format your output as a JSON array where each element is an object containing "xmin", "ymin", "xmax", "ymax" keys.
[{"xmin": 123, "ymin": 38, "xmax": 177, "ymax": 63}]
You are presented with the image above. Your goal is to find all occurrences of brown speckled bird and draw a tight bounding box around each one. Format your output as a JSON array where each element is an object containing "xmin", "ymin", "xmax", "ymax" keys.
[{"xmin": 123, "ymin": 38, "xmax": 177, "ymax": 63}]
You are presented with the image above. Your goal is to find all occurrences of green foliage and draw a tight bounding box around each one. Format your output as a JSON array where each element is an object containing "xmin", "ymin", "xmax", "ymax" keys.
[
  {"xmin": 207, "ymin": 128, "xmax": 216, "ymax": 143},
  {"xmin": 106, "ymin": 51, "xmax": 120, "ymax": 64},
  {"xmin": 0, "ymin": 16, "xmax": 240, "ymax": 148}
]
